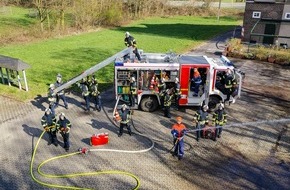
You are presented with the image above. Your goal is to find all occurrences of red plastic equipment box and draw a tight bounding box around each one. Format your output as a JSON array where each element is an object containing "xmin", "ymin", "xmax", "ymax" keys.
[{"xmin": 90, "ymin": 133, "xmax": 109, "ymax": 146}]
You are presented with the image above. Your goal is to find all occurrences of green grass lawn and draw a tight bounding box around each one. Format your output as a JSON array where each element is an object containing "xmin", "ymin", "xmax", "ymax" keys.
[
  {"xmin": 0, "ymin": 16, "xmax": 241, "ymax": 101},
  {"xmin": 0, "ymin": 6, "xmax": 36, "ymax": 35}
]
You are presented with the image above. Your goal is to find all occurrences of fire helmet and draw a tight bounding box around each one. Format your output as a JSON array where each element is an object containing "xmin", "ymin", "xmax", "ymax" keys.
[
  {"xmin": 125, "ymin": 31, "xmax": 130, "ymax": 37},
  {"xmin": 45, "ymin": 108, "xmax": 51, "ymax": 113}
]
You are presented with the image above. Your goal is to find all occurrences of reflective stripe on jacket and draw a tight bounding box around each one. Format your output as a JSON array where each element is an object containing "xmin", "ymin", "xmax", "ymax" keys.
[
  {"xmin": 193, "ymin": 110, "xmax": 209, "ymax": 124},
  {"xmin": 120, "ymin": 109, "xmax": 130, "ymax": 124},
  {"xmin": 164, "ymin": 94, "xmax": 173, "ymax": 106},
  {"xmin": 56, "ymin": 118, "xmax": 71, "ymax": 133},
  {"xmin": 124, "ymin": 36, "xmax": 137, "ymax": 47},
  {"xmin": 212, "ymin": 110, "xmax": 227, "ymax": 126}
]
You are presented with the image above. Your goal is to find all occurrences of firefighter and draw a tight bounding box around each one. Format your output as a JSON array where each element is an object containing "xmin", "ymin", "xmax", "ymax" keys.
[
  {"xmin": 212, "ymin": 103, "xmax": 227, "ymax": 140},
  {"xmin": 224, "ymin": 68, "xmax": 236, "ymax": 104},
  {"xmin": 118, "ymin": 104, "xmax": 132, "ymax": 137},
  {"xmin": 193, "ymin": 105, "xmax": 209, "ymax": 141},
  {"xmin": 158, "ymin": 77, "xmax": 166, "ymax": 108},
  {"xmin": 80, "ymin": 78, "xmax": 90, "ymax": 111},
  {"xmin": 90, "ymin": 78, "xmax": 101, "ymax": 112},
  {"xmin": 41, "ymin": 108, "xmax": 58, "ymax": 146},
  {"xmin": 174, "ymin": 77, "xmax": 181, "ymax": 110},
  {"xmin": 158, "ymin": 77, "xmax": 166, "ymax": 93},
  {"xmin": 47, "ymin": 83, "xmax": 56, "ymax": 116},
  {"xmin": 171, "ymin": 116, "xmax": 187, "ymax": 160},
  {"xmin": 191, "ymin": 68, "xmax": 202, "ymax": 96},
  {"xmin": 129, "ymin": 76, "xmax": 137, "ymax": 106},
  {"xmin": 164, "ymin": 89, "xmax": 173, "ymax": 118},
  {"xmin": 86, "ymin": 75, "xmax": 92, "ymax": 87},
  {"xmin": 54, "ymin": 73, "xmax": 68, "ymax": 109},
  {"xmin": 124, "ymin": 31, "xmax": 141, "ymax": 61},
  {"xmin": 56, "ymin": 112, "xmax": 71, "ymax": 152}
]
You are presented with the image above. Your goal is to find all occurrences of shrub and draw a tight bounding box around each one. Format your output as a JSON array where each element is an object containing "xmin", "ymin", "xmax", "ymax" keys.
[
  {"xmin": 253, "ymin": 46, "xmax": 269, "ymax": 61},
  {"xmin": 101, "ymin": 7, "xmax": 123, "ymax": 26},
  {"xmin": 225, "ymin": 38, "xmax": 244, "ymax": 57},
  {"xmin": 274, "ymin": 49, "xmax": 290, "ymax": 65},
  {"xmin": 217, "ymin": 37, "xmax": 289, "ymax": 65}
]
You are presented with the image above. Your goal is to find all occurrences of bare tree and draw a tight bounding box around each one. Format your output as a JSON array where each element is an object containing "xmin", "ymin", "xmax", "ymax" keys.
[
  {"xmin": 53, "ymin": 0, "xmax": 72, "ymax": 31},
  {"xmin": 33, "ymin": 0, "xmax": 52, "ymax": 32}
]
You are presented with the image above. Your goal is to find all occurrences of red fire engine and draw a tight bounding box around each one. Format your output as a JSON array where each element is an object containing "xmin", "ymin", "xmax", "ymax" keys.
[{"xmin": 114, "ymin": 52, "xmax": 243, "ymax": 112}]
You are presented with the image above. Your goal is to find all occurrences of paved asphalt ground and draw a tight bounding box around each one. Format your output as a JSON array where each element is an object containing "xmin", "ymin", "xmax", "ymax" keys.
[{"xmin": 0, "ymin": 28, "xmax": 289, "ymax": 190}]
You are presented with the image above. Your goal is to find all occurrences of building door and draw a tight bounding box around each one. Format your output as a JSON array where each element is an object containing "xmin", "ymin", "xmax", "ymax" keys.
[{"xmin": 263, "ymin": 24, "xmax": 276, "ymax": 45}]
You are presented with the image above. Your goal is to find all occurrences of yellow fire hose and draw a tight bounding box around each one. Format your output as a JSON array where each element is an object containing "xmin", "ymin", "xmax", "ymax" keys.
[{"xmin": 30, "ymin": 131, "xmax": 141, "ymax": 189}]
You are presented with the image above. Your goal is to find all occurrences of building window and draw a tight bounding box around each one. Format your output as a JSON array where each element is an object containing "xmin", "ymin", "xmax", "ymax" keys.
[
  {"xmin": 285, "ymin": 13, "xmax": 290, "ymax": 20},
  {"xmin": 252, "ymin": 12, "xmax": 261, "ymax": 19}
]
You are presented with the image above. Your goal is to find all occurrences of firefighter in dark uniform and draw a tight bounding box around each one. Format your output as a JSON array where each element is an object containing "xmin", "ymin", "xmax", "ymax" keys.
[
  {"xmin": 193, "ymin": 105, "xmax": 209, "ymax": 141},
  {"xmin": 224, "ymin": 68, "xmax": 236, "ymax": 104},
  {"xmin": 90, "ymin": 78, "xmax": 101, "ymax": 111},
  {"xmin": 124, "ymin": 31, "xmax": 141, "ymax": 61},
  {"xmin": 47, "ymin": 83, "xmax": 56, "ymax": 116},
  {"xmin": 80, "ymin": 78, "xmax": 90, "ymax": 111},
  {"xmin": 56, "ymin": 112, "xmax": 71, "ymax": 152},
  {"xmin": 212, "ymin": 103, "xmax": 227, "ymax": 140},
  {"xmin": 164, "ymin": 89, "xmax": 173, "ymax": 118},
  {"xmin": 174, "ymin": 77, "xmax": 181, "ymax": 110},
  {"xmin": 171, "ymin": 116, "xmax": 187, "ymax": 160},
  {"xmin": 129, "ymin": 76, "xmax": 137, "ymax": 106},
  {"xmin": 118, "ymin": 104, "xmax": 132, "ymax": 137},
  {"xmin": 158, "ymin": 77, "xmax": 166, "ymax": 108},
  {"xmin": 86, "ymin": 75, "xmax": 92, "ymax": 87},
  {"xmin": 54, "ymin": 73, "xmax": 68, "ymax": 109},
  {"xmin": 41, "ymin": 108, "xmax": 58, "ymax": 146}
]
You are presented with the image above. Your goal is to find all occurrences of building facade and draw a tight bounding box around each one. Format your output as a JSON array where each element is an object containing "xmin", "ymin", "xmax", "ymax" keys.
[{"xmin": 243, "ymin": 0, "xmax": 290, "ymax": 46}]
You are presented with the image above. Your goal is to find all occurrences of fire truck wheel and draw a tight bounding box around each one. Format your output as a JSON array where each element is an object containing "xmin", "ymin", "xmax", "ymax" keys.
[
  {"xmin": 140, "ymin": 96, "xmax": 158, "ymax": 112},
  {"xmin": 208, "ymin": 96, "xmax": 220, "ymax": 112}
]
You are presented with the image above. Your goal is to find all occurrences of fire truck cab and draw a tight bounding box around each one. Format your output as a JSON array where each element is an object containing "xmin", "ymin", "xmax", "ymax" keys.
[{"xmin": 114, "ymin": 51, "xmax": 243, "ymax": 112}]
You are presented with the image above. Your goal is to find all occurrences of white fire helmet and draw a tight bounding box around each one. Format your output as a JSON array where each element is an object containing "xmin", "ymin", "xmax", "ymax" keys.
[
  {"xmin": 59, "ymin": 112, "xmax": 65, "ymax": 119},
  {"xmin": 175, "ymin": 77, "xmax": 179, "ymax": 83},
  {"xmin": 218, "ymin": 103, "xmax": 224, "ymax": 110},
  {"xmin": 45, "ymin": 108, "xmax": 51, "ymax": 113},
  {"xmin": 125, "ymin": 31, "xmax": 130, "ymax": 37},
  {"xmin": 57, "ymin": 73, "xmax": 62, "ymax": 82}
]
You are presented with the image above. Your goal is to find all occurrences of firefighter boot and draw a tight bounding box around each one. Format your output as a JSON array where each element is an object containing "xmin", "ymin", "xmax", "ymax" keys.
[{"xmin": 128, "ymin": 125, "xmax": 132, "ymax": 136}]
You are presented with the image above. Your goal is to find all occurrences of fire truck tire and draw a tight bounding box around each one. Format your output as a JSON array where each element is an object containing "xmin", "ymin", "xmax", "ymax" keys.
[
  {"xmin": 140, "ymin": 96, "xmax": 158, "ymax": 112},
  {"xmin": 208, "ymin": 96, "xmax": 220, "ymax": 111}
]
